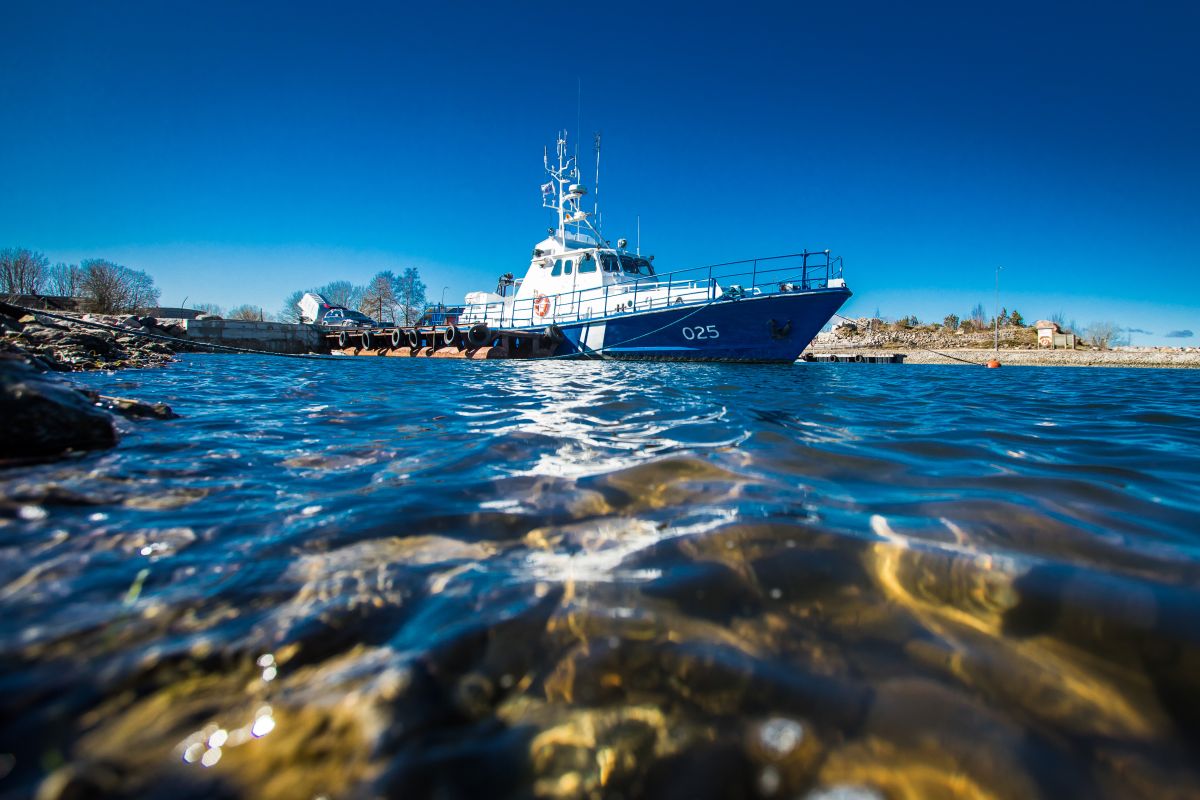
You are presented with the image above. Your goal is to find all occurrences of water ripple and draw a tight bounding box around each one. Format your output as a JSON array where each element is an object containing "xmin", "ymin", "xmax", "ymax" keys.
[{"xmin": 1, "ymin": 356, "xmax": 1199, "ymax": 798}]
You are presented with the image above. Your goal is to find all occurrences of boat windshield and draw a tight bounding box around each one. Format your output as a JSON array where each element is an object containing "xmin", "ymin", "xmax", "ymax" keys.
[{"xmin": 601, "ymin": 253, "xmax": 655, "ymax": 277}]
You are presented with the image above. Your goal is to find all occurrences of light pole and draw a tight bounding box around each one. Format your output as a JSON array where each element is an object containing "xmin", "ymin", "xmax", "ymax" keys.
[{"xmin": 994, "ymin": 265, "xmax": 1004, "ymax": 352}]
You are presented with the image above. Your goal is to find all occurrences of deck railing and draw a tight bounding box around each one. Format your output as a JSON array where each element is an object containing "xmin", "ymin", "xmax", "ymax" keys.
[{"xmin": 461, "ymin": 250, "xmax": 843, "ymax": 329}]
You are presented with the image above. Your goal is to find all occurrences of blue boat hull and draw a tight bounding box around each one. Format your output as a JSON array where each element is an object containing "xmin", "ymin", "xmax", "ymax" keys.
[{"xmin": 541, "ymin": 287, "xmax": 851, "ymax": 362}]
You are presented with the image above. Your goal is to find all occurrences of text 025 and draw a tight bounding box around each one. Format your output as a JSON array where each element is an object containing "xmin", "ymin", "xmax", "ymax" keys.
[{"xmin": 681, "ymin": 325, "xmax": 720, "ymax": 340}]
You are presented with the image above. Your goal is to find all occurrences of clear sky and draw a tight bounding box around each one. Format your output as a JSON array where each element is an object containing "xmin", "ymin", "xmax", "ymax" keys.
[{"xmin": 2, "ymin": 1, "xmax": 1197, "ymax": 344}]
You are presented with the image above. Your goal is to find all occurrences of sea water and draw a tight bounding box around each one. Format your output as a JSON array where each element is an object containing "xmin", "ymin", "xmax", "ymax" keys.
[{"xmin": 1, "ymin": 355, "xmax": 1199, "ymax": 798}]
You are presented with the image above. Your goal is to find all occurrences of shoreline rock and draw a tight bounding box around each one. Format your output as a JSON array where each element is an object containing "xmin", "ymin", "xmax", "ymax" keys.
[
  {"xmin": 805, "ymin": 346, "xmax": 1200, "ymax": 368},
  {"xmin": 1, "ymin": 301, "xmax": 187, "ymax": 372},
  {"xmin": 0, "ymin": 304, "xmax": 183, "ymax": 463},
  {"xmin": 0, "ymin": 353, "xmax": 118, "ymax": 461}
]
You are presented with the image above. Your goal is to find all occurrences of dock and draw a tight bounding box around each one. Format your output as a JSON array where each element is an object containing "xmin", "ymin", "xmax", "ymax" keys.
[
  {"xmin": 799, "ymin": 352, "xmax": 906, "ymax": 363},
  {"xmin": 328, "ymin": 326, "xmax": 560, "ymax": 359}
]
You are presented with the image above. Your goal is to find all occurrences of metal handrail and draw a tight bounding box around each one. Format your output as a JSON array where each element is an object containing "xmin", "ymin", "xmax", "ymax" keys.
[{"xmin": 464, "ymin": 250, "xmax": 843, "ymax": 330}]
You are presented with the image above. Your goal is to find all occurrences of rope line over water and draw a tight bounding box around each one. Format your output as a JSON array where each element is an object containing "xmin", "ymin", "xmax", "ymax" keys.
[{"xmin": 7, "ymin": 304, "xmax": 345, "ymax": 361}]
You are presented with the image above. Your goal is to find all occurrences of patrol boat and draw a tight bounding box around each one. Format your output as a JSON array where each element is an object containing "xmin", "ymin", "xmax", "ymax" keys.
[{"xmin": 459, "ymin": 132, "xmax": 851, "ymax": 362}]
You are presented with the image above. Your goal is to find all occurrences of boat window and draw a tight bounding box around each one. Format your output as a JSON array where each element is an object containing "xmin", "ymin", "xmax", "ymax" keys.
[
  {"xmin": 552, "ymin": 259, "xmax": 563, "ymax": 277},
  {"xmin": 564, "ymin": 259, "xmax": 573, "ymax": 275},
  {"xmin": 601, "ymin": 254, "xmax": 619, "ymax": 273},
  {"xmin": 579, "ymin": 253, "xmax": 597, "ymax": 273},
  {"xmin": 620, "ymin": 256, "xmax": 656, "ymax": 277}
]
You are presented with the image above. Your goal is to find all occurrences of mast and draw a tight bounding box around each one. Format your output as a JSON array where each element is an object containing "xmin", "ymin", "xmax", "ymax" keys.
[{"xmin": 594, "ymin": 132, "xmax": 601, "ymax": 231}]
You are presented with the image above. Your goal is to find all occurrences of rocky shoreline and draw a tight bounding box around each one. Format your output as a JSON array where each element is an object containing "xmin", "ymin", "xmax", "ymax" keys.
[
  {"xmin": 805, "ymin": 346, "xmax": 1200, "ymax": 368},
  {"xmin": 0, "ymin": 303, "xmax": 182, "ymax": 463},
  {"xmin": 808, "ymin": 321, "xmax": 1200, "ymax": 368}
]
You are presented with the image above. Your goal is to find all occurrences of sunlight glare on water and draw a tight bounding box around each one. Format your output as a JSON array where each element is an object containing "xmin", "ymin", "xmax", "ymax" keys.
[{"xmin": 1, "ymin": 354, "xmax": 1199, "ymax": 799}]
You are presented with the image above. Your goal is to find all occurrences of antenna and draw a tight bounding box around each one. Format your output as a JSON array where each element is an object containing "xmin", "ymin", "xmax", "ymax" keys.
[
  {"xmin": 637, "ymin": 215, "xmax": 641, "ymax": 255},
  {"xmin": 575, "ymin": 78, "xmax": 581, "ymax": 171},
  {"xmin": 594, "ymin": 131, "xmax": 601, "ymax": 230}
]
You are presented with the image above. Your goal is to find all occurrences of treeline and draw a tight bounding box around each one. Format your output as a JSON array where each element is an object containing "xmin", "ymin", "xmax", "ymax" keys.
[
  {"xmin": 1, "ymin": 247, "xmax": 159, "ymax": 314},
  {"xmin": 857, "ymin": 307, "xmax": 1132, "ymax": 349},
  {"xmin": 279, "ymin": 268, "xmax": 427, "ymax": 325},
  {"xmin": 891, "ymin": 304, "xmax": 1027, "ymax": 332}
]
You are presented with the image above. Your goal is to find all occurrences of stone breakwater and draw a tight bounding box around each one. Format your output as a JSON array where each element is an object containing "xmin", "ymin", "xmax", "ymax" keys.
[
  {"xmin": 806, "ymin": 347, "xmax": 1200, "ymax": 368},
  {"xmin": 1, "ymin": 302, "xmax": 186, "ymax": 372},
  {"xmin": 810, "ymin": 320, "xmax": 1200, "ymax": 368}
]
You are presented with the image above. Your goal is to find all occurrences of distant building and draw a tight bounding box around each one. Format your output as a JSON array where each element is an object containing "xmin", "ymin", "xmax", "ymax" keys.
[
  {"xmin": 421, "ymin": 304, "xmax": 464, "ymax": 326},
  {"xmin": 1035, "ymin": 320, "xmax": 1076, "ymax": 349},
  {"xmin": 1, "ymin": 294, "xmax": 81, "ymax": 312}
]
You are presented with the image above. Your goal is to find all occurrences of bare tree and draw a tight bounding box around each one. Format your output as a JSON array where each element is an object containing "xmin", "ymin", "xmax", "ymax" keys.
[
  {"xmin": 79, "ymin": 259, "xmax": 160, "ymax": 313},
  {"xmin": 228, "ymin": 304, "xmax": 261, "ymax": 321},
  {"xmin": 1086, "ymin": 321, "xmax": 1123, "ymax": 350},
  {"xmin": 319, "ymin": 280, "xmax": 363, "ymax": 309},
  {"xmin": 279, "ymin": 289, "xmax": 308, "ymax": 323},
  {"xmin": 0, "ymin": 248, "xmax": 49, "ymax": 294},
  {"xmin": 360, "ymin": 271, "xmax": 399, "ymax": 323},
  {"xmin": 47, "ymin": 263, "xmax": 84, "ymax": 297},
  {"xmin": 969, "ymin": 302, "xmax": 988, "ymax": 328},
  {"xmin": 193, "ymin": 303, "xmax": 223, "ymax": 317},
  {"xmin": 393, "ymin": 267, "xmax": 427, "ymax": 325}
]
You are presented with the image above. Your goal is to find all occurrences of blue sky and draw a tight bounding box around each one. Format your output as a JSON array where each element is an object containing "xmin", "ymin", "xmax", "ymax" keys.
[{"xmin": 2, "ymin": 1, "xmax": 1197, "ymax": 343}]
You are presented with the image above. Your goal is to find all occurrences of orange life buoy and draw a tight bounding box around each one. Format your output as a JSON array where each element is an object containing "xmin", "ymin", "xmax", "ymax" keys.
[{"xmin": 534, "ymin": 295, "xmax": 551, "ymax": 317}]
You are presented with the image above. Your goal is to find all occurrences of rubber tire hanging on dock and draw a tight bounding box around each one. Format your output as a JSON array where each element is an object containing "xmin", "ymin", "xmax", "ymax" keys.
[
  {"xmin": 467, "ymin": 323, "xmax": 490, "ymax": 347},
  {"xmin": 361, "ymin": 330, "xmax": 373, "ymax": 349},
  {"xmin": 543, "ymin": 324, "xmax": 565, "ymax": 344},
  {"xmin": 406, "ymin": 329, "xmax": 420, "ymax": 349},
  {"xmin": 338, "ymin": 330, "xmax": 349, "ymax": 349},
  {"xmin": 390, "ymin": 328, "xmax": 402, "ymax": 348},
  {"xmin": 443, "ymin": 324, "xmax": 458, "ymax": 347}
]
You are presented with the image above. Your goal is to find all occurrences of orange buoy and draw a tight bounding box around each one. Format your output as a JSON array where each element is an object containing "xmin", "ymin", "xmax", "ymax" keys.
[{"xmin": 987, "ymin": 359, "xmax": 1001, "ymax": 368}]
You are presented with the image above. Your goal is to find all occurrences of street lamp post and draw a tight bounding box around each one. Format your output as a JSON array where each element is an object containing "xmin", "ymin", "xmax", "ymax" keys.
[{"xmin": 994, "ymin": 265, "xmax": 1004, "ymax": 352}]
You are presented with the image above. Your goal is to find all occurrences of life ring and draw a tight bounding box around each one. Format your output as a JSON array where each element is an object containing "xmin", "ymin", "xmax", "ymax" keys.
[
  {"xmin": 406, "ymin": 328, "xmax": 420, "ymax": 349},
  {"xmin": 534, "ymin": 295, "xmax": 551, "ymax": 317},
  {"xmin": 467, "ymin": 323, "xmax": 491, "ymax": 347},
  {"xmin": 337, "ymin": 330, "xmax": 348, "ymax": 349},
  {"xmin": 443, "ymin": 324, "xmax": 458, "ymax": 347},
  {"xmin": 390, "ymin": 328, "xmax": 403, "ymax": 348}
]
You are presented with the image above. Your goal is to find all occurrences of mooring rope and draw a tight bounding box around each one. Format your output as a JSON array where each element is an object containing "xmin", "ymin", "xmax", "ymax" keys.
[{"xmin": 5, "ymin": 303, "xmax": 345, "ymax": 360}]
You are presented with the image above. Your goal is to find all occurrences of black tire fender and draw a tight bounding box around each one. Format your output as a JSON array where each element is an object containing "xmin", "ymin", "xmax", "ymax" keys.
[
  {"xmin": 443, "ymin": 324, "xmax": 459, "ymax": 347},
  {"xmin": 467, "ymin": 323, "xmax": 490, "ymax": 347}
]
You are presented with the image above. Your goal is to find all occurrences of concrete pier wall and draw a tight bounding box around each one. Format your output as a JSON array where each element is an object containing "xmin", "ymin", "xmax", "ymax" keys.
[{"xmin": 175, "ymin": 319, "xmax": 325, "ymax": 354}]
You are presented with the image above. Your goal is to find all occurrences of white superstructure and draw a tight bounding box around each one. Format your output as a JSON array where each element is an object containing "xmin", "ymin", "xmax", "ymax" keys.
[{"xmin": 461, "ymin": 132, "xmax": 722, "ymax": 329}]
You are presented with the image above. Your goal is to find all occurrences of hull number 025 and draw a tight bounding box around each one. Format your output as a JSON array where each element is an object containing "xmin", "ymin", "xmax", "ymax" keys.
[{"xmin": 681, "ymin": 325, "xmax": 720, "ymax": 340}]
